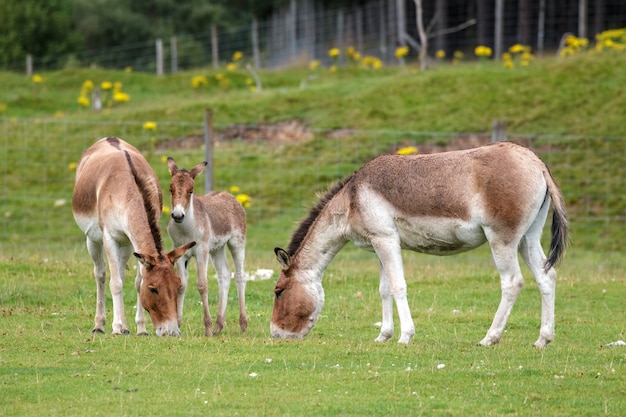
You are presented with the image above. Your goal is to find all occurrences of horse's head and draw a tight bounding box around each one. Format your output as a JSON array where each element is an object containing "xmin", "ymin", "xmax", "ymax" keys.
[
  {"xmin": 270, "ymin": 248, "xmax": 324, "ymax": 339},
  {"xmin": 135, "ymin": 242, "xmax": 196, "ymax": 336},
  {"xmin": 167, "ymin": 157, "xmax": 207, "ymax": 223}
]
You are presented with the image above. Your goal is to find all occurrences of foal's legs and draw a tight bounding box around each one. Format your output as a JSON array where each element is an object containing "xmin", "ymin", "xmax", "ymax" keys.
[
  {"xmin": 194, "ymin": 250, "xmax": 213, "ymax": 336},
  {"xmin": 102, "ymin": 234, "xmax": 131, "ymax": 335},
  {"xmin": 229, "ymin": 238, "xmax": 248, "ymax": 332},
  {"xmin": 211, "ymin": 246, "xmax": 231, "ymax": 335},
  {"xmin": 86, "ymin": 238, "xmax": 107, "ymax": 334},
  {"xmin": 479, "ymin": 232, "xmax": 524, "ymax": 346}
]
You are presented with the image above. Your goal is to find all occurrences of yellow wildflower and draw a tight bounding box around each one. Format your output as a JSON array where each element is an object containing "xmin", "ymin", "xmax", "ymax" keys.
[
  {"xmin": 124, "ymin": 66, "xmax": 133, "ymax": 73},
  {"xmin": 396, "ymin": 146, "xmax": 418, "ymax": 155},
  {"xmin": 162, "ymin": 206, "xmax": 171, "ymax": 215},
  {"xmin": 32, "ymin": 74, "xmax": 44, "ymax": 83},
  {"xmin": 226, "ymin": 63, "xmax": 238, "ymax": 71},
  {"xmin": 232, "ymin": 51, "xmax": 244, "ymax": 61},
  {"xmin": 235, "ymin": 194, "xmax": 251, "ymax": 208},
  {"xmin": 68, "ymin": 162, "xmax": 77, "ymax": 171},
  {"xmin": 143, "ymin": 121, "xmax": 157, "ymax": 131},
  {"xmin": 328, "ymin": 47, "xmax": 340, "ymax": 58},
  {"xmin": 229, "ymin": 185, "xmax": 241, "ymax": 193},
  {"xmin": 191, "ymin": 75, "xmax": 208, "ymax": 89},
  {"xmin": 101, "ymin": 81, "xmax": 113, "ymax": 90},
  {"xmin": 309, "ymin": 60, "xmax": 320, "ymax": 70},
  {"xmin": 395, "ymin": 46, "xmax": 409, "ymax": 58},
  {"xmin": 474, "ymin": 45, "xmax": 493, "ymax": 57},
  {"xmin": 436, "ymin": 49, "xmax": 446, "ymax": 59},
  {"xmin": 113, "ymin": 91, "xmax": 130, "ymax": 103},
  {"xmin": 77, "ymin": 95, "xmax": 90, "ymax": 107}
]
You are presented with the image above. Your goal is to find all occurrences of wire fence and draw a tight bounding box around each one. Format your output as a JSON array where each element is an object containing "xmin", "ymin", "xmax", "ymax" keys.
[
  {"xmin": 6, "ymin": 0, "xmax": 626, "ymax": 73},
  {"xmin": 1, "ymin": 117, "xmax": 624, "ymax": 259}
]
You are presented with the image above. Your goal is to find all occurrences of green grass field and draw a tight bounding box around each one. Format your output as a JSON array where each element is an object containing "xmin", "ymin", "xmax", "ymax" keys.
[{"xmin": 1, "ymin": 51, "xmax": 625, "ymax": 416}]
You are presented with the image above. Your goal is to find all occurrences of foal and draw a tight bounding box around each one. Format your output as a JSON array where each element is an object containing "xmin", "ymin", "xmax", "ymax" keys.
[{"xmin": 167, "ymin": 158, "xmax": 248, "ymax": 336}]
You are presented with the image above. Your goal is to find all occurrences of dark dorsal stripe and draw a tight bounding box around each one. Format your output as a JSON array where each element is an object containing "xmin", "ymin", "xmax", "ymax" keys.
[
  {"xmin": 106, "ymin": 136, "xmax": 121, "ymax": 149},
  {"xmin": 124, "ymin": 150, "xmax": 164, "ymax": 258},
  {"xmin": 287, "ymin": 174, "xmax": 354, "ymax": 256}
]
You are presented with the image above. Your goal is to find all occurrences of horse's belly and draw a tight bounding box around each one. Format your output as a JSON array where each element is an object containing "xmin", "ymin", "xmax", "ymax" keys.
[{"xmin": 396, "ymin": 217, "xmax": 486, "ymax": 255}]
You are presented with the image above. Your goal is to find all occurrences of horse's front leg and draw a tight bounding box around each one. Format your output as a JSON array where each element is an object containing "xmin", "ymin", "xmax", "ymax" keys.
[
  {"xmin": 375, "ymin": 261, "xmax": 394, "ymax": 342},
  {"xmin": 175, "ymin": 255, "xmax": 191, "ymax": 327},
  {"xmin": 373, "ymin": 239, "xmax": 415, "ymax": 344},
  {"xmin": 195, "ymin": 251, "xmax": 213, "ymax": 336},
  {"xmin": 134, "ymin": 264, "xmax": 148, "ymax": 335}
]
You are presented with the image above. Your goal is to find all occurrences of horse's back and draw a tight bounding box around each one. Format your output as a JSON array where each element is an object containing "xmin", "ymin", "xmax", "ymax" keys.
[
  {"xmin": 346, "ymin": 142, "xmax": 549, "ymax": 253},
  {"xmin": 72, "ymin": 137, "xmax": 160, "ymax": 236},
  {"xmin": 196, "ymin": 191, "xmax": 246, "ymax": 238}
]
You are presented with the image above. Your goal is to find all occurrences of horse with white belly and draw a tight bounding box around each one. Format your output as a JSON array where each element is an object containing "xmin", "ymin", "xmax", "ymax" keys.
[
  {"xmin": 271, "ymin": 141, "xmax": 568, "ymax": 347},
  {"xmin": 72, "ymin": 137, "xmax": 195, "ymax": 336},
  {"xmin": 167, "ymin": 158, "xmax": 248, "ymax": 336}
]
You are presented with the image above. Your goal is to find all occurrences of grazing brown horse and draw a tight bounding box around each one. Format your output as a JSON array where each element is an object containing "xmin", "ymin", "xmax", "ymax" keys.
[
  {"xmin": 167, "ymin": 158, "xmax": 248, "ymax": 336},
  {"xmin": 272, "ymin": 142, "xmax": 568, "ymax": 346},
  {"xmin": 72, "ymin": 137, "xmax": 195, "ymax": 336}
]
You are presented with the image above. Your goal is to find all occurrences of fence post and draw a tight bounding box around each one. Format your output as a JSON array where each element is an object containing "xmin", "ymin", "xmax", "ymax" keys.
[
  {"xmin": 170, "ymin": 36, "xmax": 178, "ymax": 74},
  {"xmin": 156, "ymin": 38, "xmax": 164, "ymax": 75},
  {"xmin": 491, "ymin": 120, "xmax": 507, "ymax": 142},
  {"xmin": 211, "ymin": 25, "xmax": 219, "ymax": 69},
  {"xmin": 494, "ymin": 0, "xmax": 503, "ymax": 60},
  {"xmin": 26, "ymin": 54, "xmax": 33, "ymax": 76},
  {"xmin": 204, "ymin": 109, "xmax": 214, "ymax": 193}
]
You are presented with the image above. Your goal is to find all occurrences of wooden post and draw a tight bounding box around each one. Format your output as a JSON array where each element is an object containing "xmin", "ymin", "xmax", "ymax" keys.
[
  {"xmin": 494, "ymin": 0, "xmax": 503, "ymax": 60},
  {"xmin": 251, "ymin": 18, "xmax": 261, "ymax": 69},
  {"xmin": 26, "ymin": 54, "xmax": 33, "ymax": 76},
  {"xmin": 211, "ymin": 24, "xmax": 219, "ymax": 69},
  {"xmin": 578, "ymin": 0, "xmax": 587, "ymax": 39},
  {"xmin": 204, "ymin": 109, "xmax": 214, "ymax": 193},
  {"xmin": 170, "ymin": 36, "xmax": 178, "ymax": 74},
  {"xmin": 537, "ymin": 0, "xmax": 546, "ymax": 57},
  {"xmin": 491, "ymin": 120, "xmax": 507, "ymax": 142},
  {"xmin": 156, "ymin": 38, "xmax": 164, "ymax": 75}
]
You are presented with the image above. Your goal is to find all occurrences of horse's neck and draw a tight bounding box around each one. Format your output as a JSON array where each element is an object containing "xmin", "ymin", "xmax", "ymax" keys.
[{"xmin": 293, "ymin": 214, "xmax": 347, "ymax": 279}]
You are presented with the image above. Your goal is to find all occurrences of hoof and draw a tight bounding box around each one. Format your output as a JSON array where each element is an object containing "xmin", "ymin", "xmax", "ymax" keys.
[
  {"xmin": 92, "ymin": 328, "xmax": 105, "ymax": 334},
  {"xmin": 137, "ymin": 331, "xmax": 149, "ymax": 336}
]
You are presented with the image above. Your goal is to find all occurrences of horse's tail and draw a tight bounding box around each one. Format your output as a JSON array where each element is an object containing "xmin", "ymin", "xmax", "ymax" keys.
[{"xmin": 543, "ymin": 168, "xmax": 568, "ymax": 272}]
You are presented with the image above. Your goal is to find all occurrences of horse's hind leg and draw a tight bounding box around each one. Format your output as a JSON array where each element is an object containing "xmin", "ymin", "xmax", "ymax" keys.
[
  {"xmin": 211, "ymin": 246, "xmax": 231, "ymax": 335},
  {"xmin": 87, "ymin": 238, "xmax": 106, "ymax": 334},
  {"xmin": 375, "ymin": 260, "xmax": 394, "ymax": 342},
  {"xmin": 229, "ymin": 238, "xmax": 248, "ymax": 332},
  {"xmin": 519, "ymin": 213, "xmax": 556, "ymax": 348},
  {"xmin": 480, "ymin": 235, "xmax": 524, "ymax": 346}
]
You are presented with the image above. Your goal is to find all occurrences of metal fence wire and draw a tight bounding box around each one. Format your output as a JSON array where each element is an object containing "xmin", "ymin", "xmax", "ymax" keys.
[{"xmin": 1, "ymin": 117, "xmax": 624, "ymax": 257}]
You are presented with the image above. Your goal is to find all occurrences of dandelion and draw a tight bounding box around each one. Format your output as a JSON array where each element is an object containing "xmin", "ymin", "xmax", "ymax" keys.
[
  {"xmin": 77, "ymin": 95, "xmax": 90, "ymax": 107},
  {"xmin": 474, "ymin": 45, "xmax": 493, "ymax": 58},
  {"xmin": 436, "ymin": 49, "xmax": 446, "ymax": 59},
  {"xmin": 161, "ymin": 156, "xmax": 168, "ymax": 164},
  {"xmin": 396, "ymin": 146, "xmax": 418, "ymax": 155},
  {"xmin": 101, "ymin": 81, "xmax": 113, "ymax": 91},
  {"xmin": 226, "ymin": 63, "xmax": 238, "ymax": 72},
  {"xmin": 162, "ymin": 206, "xmax": 171, "ymax": 215},
  {"xmin": 328, "ymin": 47, "xmax": 340, "ymax": 58},
  {"xmin": 329, "ymin": 65, "xmax": 338, "ymax": 73},
  {"xmin": 113, "ymin": 91, "xmax": 130, "ymax": 103},
  {"xmin": 191, "ymin": 75, "xmax": 208, "ymax": 89},
  {"xmin": 508, "ymin": 44, "xmax": 528, "ymax": 54},
  {"xmin": 245, "ymin": 78, "xmax": 254, "ymax": 85},
  {"xmin": 68, "ymin": 162, "xmax": 77, "ymax": 171},
  {"xmin": 32, "ymin": 74, "xmax": 44, "ymax": 83},
  {"xmin": 395, "ymin": 46, "xmax": 409, "ymax": 59},
  {"xmin": 0, "ymin": 103, "xmax": 6, "ymax": 113},
  {"xmin": 309, "ymin": 60, "xmax": 320, "ymax": 70},
  {"xmin": 232, "ymin": 51, "xmax": 244, "ymax": 61},
  {"xmin": 236, "ymin": 193, "xmax": 251, "ymax": 208},
  {"xmin": 82, "ymin": 80, "xmax": 94, "ymax": 93},
  {"xmin": 229, "ymin": 185, "xmax": 241, "ymax": 194},
  {"xmin": 124, "ymin": 66, "xmax": 133, "ymax": 73},
  {"xmin": 143, "ymin": 121, "xmax": 157, "ymax": 131}
]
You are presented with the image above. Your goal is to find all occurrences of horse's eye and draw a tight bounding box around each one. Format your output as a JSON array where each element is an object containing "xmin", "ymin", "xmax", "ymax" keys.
[
  {"xmin": 149, "ymin": 287, "xmax": 159, "ymax": 295},
  {"xmin": 274, "ymin": 288, "xmax": 285, "ymax": 298}
]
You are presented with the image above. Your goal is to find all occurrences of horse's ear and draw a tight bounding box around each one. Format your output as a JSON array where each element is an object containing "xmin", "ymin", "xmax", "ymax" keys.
[
  {"xmin": 189, "ymin": 162, "xmax": 208, "ymax": 179},
  {"xmin": 167, "ymin": 157, "xmax": 178, "ymax": 176},
  {"xmin": 134, "ymin": 252, "xmax": 155, "ymax": 270},
  {"xmin": 274, "ymin": 247, "xmax": 291, "ymax": 270},
  {"xmin": 167, "ymin": 241, "xmax": 196, "ymax": 264}
]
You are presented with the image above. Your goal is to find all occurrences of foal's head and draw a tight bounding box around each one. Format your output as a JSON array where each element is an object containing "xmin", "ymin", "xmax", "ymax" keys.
[
  {"xmin": 270, "ymin": 248, "xmax": 324, "ymax": 339},
  {"xmin": 167, "ymin": 157, "xmax": 207, "ymax": 223},
  {"xmin": 135, "ymin": 242, "xmax": 195, "ymax": 336}
]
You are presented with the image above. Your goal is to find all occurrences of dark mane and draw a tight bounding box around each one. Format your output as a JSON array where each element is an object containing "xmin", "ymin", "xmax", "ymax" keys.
[
  {"xmin": 124, "ymin": 151, "xmax": 164, "ymax": 257},
  {"xmin": 287, "ymin": 174, "xmax": 354, "ymax": 256}
]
